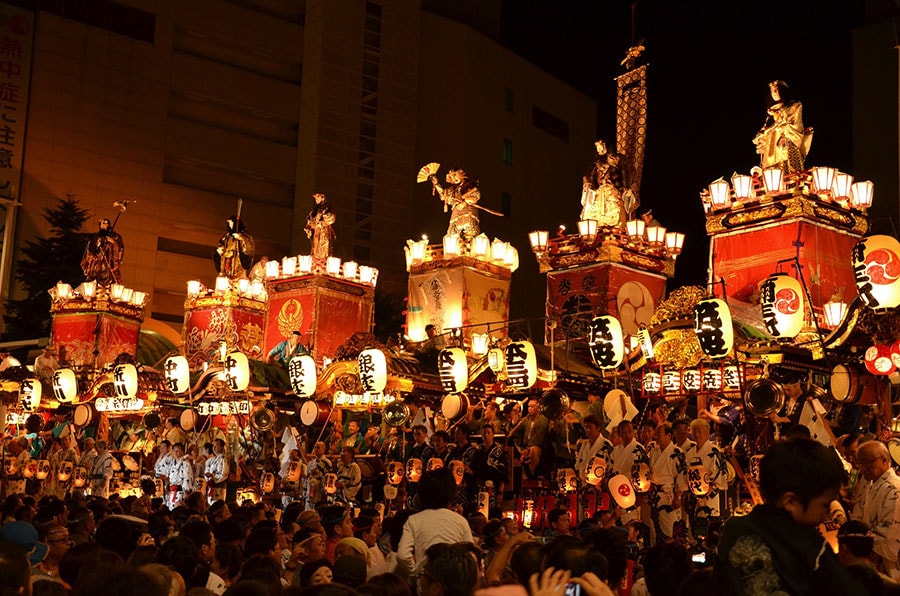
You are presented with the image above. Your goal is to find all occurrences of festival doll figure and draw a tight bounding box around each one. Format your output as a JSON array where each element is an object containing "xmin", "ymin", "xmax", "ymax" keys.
[
  {"xmin": 305, "ymin": 193, "xmax": 336, "ymax": 259},
  {"xmin": 214, "ymin": 216, "xmax": 254, "ymax": 279},
  {"xmin": 81, "ymin": 218, "xmax": 125, "ymax": 285},
  {"xmin": 580, "ymin": 139, "xmax": 626, "ymax": 228},
  {"xmin": 753, "ymin": 80, "xmax": 812, "ymax": 174},
  {"xmin": 430, "ymin": 167, "xmax": 482, "ymax": 243}
]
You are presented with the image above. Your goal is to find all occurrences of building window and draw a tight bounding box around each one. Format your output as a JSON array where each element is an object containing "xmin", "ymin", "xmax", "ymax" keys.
[
  {"xmin": 532, "ymin": 105, "xmax": 570, "ymax": 142},
  {"xmin": 501, "ymin": 192, "xmax": 512, "ymax": 217},
  {"xmin": 504, "ymin": 87, "xmax": 514, "ymax": 112},
  {"xmin": 502, "ymin": 139, "xmax": 513, "ymax": 164}
]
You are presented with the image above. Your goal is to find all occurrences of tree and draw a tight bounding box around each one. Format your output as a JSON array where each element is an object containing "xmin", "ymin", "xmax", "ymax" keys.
[{"xmin": 4, "ymin": 195, "xmax": 89, "ymax": 340}]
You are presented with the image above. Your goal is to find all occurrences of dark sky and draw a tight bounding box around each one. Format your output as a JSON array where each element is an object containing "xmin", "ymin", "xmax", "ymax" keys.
[{"xmin": 500, "ymin": 0, "xmax": 868, "ymax": 287}]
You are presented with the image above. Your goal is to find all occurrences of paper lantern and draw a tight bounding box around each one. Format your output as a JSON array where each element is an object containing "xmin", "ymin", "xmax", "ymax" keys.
[
  {"xmin": 326, "ymin": 256, "xmax": 341, "ymax": 275},
  {"xmin": 224, "ymin": 351, "xmax": 250, "ymax": 391},
  {"xmin": 850, "ymin": 181, "xmax": 874, "ymax": 210},
  {"xmin": 153, "ymin": 477, "xmax": 164, "ymax": 496},
  {"xmin": 637, "ymin": 327, "xmax": 654, "ymax": 360},
  {"xmin": 865, "ymin": 345, "xmax": 896, "ymax": 376},
  {"xmin": 505, "ymin": 341, "xmax": 537, "ymax": 389},
  {"xmin": 760, "ymin": 273, "xmax": 805, "ymax": 339},
  {"xmin": 342, "ymin": 261, "xmax": 358, "ymax": 280},
  {"xmin": 52, "ymin": 368, "xmax": 78, "ymax": 403},
  {"xmin": 852, "ymin": 235, "xmax": 900, "ymax": 310},
  {"xmin": 688, "ymin": 464, "xmax": 711, "ymax": 496},
  {"xmin": 682, "ymin": 369, "xmax": 702, "ymax": 393},
  {"xmin": 832, "ymin": 172, "xmax": 853, "ymax": 199},
  {"xmin": 724, "ymin": 365, "xmax": 744, "ymax": 390},
  {"xmin": 113, "ymin": 364, "xmax": 139, "ymax": 398},
  {"xmin": 583, "ymin": 454, "xmax": 607, "ymax": 486},
  {"xmin": 260, "ymin": 472, "xmax": 276, "ymax": 494},
  {"xmin": 426, "ymin": 457, "xmax": 444, "ymax": 472},
  {"xmin": 193, "ymin": 477, "xmax": 208, "ymax": 495},
  {"xmin": 286, "ymin": 460, "xmax": 305, "ymax": 483},
  {"xmin": 73, "ymin": 466, "xmax": 88, "ymax": 488},
  {"xmin": 811, "ymin": 166, "xmax": 835, "ymax": 195},
  {"xmin": 662, "ymin": 370, "xmax": 682, "ymax": 394},
  {"xmin": 163, "ymin": 356, "xmax": 190, "ymax": 394},
  {"xmin": 383, "ymin": 484, "xmax": 398, "ymax": 500},
  {"xmin": 186, "ymin": 280, "xmax": 203, "ymax": 297},
  {"xmin": 20, "ymin": 378, "xmax": 41, "ymax": 412},
  {"xmin": 443, "ymin": 234, "xmax": 461, "ymax": 257},
  {"xmin": 643, "ymin": 371, "xmax": 661, "ymax": 394},
  {"xmin": 387, "ymin": 461, "xmax": 405, "ymax": 485},
  {"xmin": 471, "ymin": 333, "xmax": 489, "ymax": 356},
  {"xmin": 588, "ymin": 316, "xmax": 624, "ymax": 369},
  {"xmin": 891, "ymin": 341, "xmax": 900, "ymax": 370},
  {"xmin": 762, "ymin": 167, "xmax": 784, "ymax": 194},
  {"xmin": 406, "ymin": 458, "xmax": 423, "ymax": 483},
  {"xmin": 702, "ymin": 368, "xmax": 723, "ymax": 391},
  {"xmin": 437, "ymin": 348, "xmax": 468, "ymax": 394},
  {"xmin": 694, "ymin": 298, "xmax": 733, "ymax": 359},
  {"xmin": 22, "ymin": 460, "xmax": 37, "ymax": 478},
  {"xmin": 282, "ymin": 256, "xmax": 297, "ymax": 276},
  {"xmin": 488, "ymin": 348, "xmax": 505, "ymax": 373},
  {"xmin": 528, "ymin": 230, "xmax": 549, "ymax": 253},
  {"xmin": 449, "ymin": 460, "xmax": 465, "ymax": 485},
  {"xmin": 36, "ymin": 460, "xmax": 51, "ymax": 480},
  {"xmin": 731, "ymin": 173, "xmax": 753, "ymax": 200},
  {"xmin": 358, "ymin": 348, "xmax": 387, "ymax": 394},
  {"xmin": 288, "ymin": 354, "xmax": 317, "ymax": 397},
  {"xmin": 3, "ymin": 457, "xmax": 18, "ymax": 476},
  {"xmin": 58, "ymin": 461, "xmax": 74, "ymax": 482},
  {"xmin": 359, "ymin": 266, "xmax": 375, "ymax": 285},
  {"xmin": 631, "ymin": 463, "xmax": 652, "ymax": 493},
  {"xmin": 609, "ymin": 474, "xmax": 637, "ymax": 509},
  {"xmin": 557, "ymin": 468, "xmax": 577, "ymax": 493},
  {"xmin": 708, "ymin": 178, "xmax": 730, "ymax": 208},
  {"xmin": 626, "ymin": 219, "xmax": 645, "ymax": 241}
]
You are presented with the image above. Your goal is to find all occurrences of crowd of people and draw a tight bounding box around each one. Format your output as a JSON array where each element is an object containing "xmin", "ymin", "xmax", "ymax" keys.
[{"xmin": 2, "ymin": 385, "xmax": 900, "ymax": 595}]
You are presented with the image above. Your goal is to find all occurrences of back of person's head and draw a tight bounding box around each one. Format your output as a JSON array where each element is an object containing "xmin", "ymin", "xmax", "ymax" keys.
[
  {"xmin": 359, "ymin": 572, "xmax": 412, "ymax": 596},
  {"xmin": 240, "ymin": 554, "xmax": 283, "ymax": 594},
  {"xmin": 846, "ymin": 564, "xmax": 886, "ymax": 596},
  {"xmin": 675, "ymin": 568, "xmax": 717, "ymax": 596},
  {"xmin": 385, "ymin": 510, "xmax": 412, "ymax": 553},
  {"xmin": 418, "ymin": 469, "xmax": 457, "ymax": 509},
  {"xmin": 181, "ymin": 519, "xmax": 214, "ymax": 552},
  {"xmin": 245, "ymin": 526, "xmax": 278, "ymax": 557},
  {"xmin": 157, "ymin": 535, "xmax": 210, "ymax": 589},
  {"xmin": 333, "ymin": 553, "xmax": 368, "ymax": 586},
  {"xmin": 58, "ymin": 542, "xmax": 115, "ymax": 588},
  {"xmin": 837, "ymin": 520, "xmax": 875, "ymax": 559},
  {"xmin": 223, "ymin": 580, "xmax": 275, "ymax": 596},
  {"xmin": 759, "ymin": 439, "xmax": 847, "ymax": 511},
  {"xmin": 483, "ymin": 519, "xmax": 504, "ymax": 549},
  {"xmin": 543, "ymin": 538, "xmax": 608, "ymax": 580},
  {"xmin": 75, "ymin": 563, "xmax": 168, "ymax": 596},
  {"xmin": 140, "ymin": 563, "xmax": 186, "ymax": 596},
  {"xmin": 0, "ymin": 541, "xmax": 29, "ymax": 593},
  {"xmin": 423, "ymin": 542, "xmax": 478, "ymax": 596},
  {"xmin": 32, "ymin": 579, "xmax": 69, "ymax": 596},
  {"xmin": 510, "ymin": 542, "xmax": 545, "ymax": 586},
  {"xmin": 643, "ymin": 543, "xmax": 693, "ymax": 596},
  {"xmin": 784, "ymin": 424, "xmax": 812, "ymax": 441},
  {"xmin": 215, "ymin": 542, "xmax": 243, "ymax": 582},
  {"xmin": 95, "ymin": 515, "xmax": 140, "ymax": 558},
  {"xmin": 587, "ymin": 528, "xmax": 629, "ymax": 589},
  {"xmin": 127, "ymin": 545, "xmax": 160, "ymax": 568},
  {"xmin": 214, "ymin": 518, "xmax": 246, "ymax": 544},
  {"xmin": 300, "ymin": 585, "xmax": 361, "ymax": 596}
]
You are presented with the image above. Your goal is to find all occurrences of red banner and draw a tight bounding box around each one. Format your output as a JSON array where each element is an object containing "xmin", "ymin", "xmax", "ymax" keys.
[
  {"xmin": 183, "ymin": 306, "xmax": 266, "ymax": 370},
  {"xmin": 51, "ymin": 312, "xmax": 140, "ymax": 367}
]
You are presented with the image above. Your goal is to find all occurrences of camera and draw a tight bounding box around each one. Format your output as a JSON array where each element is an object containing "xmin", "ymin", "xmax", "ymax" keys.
[
  {"xmin": 564, "ymin": 583, "xmax": 581, "ymax": 596},
  {"xmin": 691, "ymin": 551, "xmax": 706, "ymax": 565}
]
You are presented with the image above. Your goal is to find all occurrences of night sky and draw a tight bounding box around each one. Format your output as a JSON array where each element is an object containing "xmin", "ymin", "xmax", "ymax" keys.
[{"xmin": 501, "ymin": 0, "xmax": 868, "ymax": 288}]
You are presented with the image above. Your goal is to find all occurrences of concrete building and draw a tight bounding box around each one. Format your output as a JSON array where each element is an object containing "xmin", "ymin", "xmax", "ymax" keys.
[{"xmin": 3, "ymin": 0, "xmax": 595, "ymax": 336}]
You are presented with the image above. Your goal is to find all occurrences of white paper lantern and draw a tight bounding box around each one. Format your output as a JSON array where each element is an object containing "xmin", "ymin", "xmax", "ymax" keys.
[
  {"xmin": 688, "ymin": 464, "xmax": 711, "ymax": 496},
  {"xmin": 609, "ymin": 474, "xmax": 637, "ymax": 509},
  {"xmin": 52, "ymin": 369, "xmax": 78, "ymax": 403},
  {"xmin": 723, "ymin": 365, "xmax": 744, "ymax": 390},
  {"xmin": 588, "ymin": 315, "xmax": 624, "ymax": 370},
  {"xmin": 36, "ymin": 459, "xmax": 51, "ymax": 480},
  {"xmin": 58, "ymin": 461, "xmax": 74, "ymax": 482},
  {"xmin": 505, "ymin": 341, "xmax": 537, "ymax": 389},
  {"xmin": 488, "ymin": 348, "xmax": 505, "ymax": 373},
  {"xmin": 113, "ymin": 364, "xmax": 139, "ymax": 398},
  {"xmin": 694, "ymin": 298, "xmax": 733, "ymax": 359},
  {"xmin": 852, "ymin": 235, "xmax": 900, "ymax": 310},
  {"xmin": 288, "ymin": 354, "xmax": 317, "ymax": 397},
  {"xmin": 702, "ymin": 368, "xmax": 723, "ymax": 391},
  {"xmin": 406, "ymin": 458, "xmax": 423, "ymax": 483},
  {"xmin": 224, "ymin": 351, "xmax": 250, "ymax": 391},
  {"xmin": 20, "ymin": 378, "xmax": 41, "ymax": 412},
  {"xmin": 583, "ymin": 454, "xmax": 607, "ymax": 486},
  {"xmin": 643, "ymin": 371, "xmax": 661, "ymax": 394},
  {"xmin": 760, "ymin": 273, "xmax": 805, "ymax": 339},
  {"xmin": 163, "ymin": 356, "xmax": 190, "ymax": 394},
  {"xmin": 662, "ymin": 370, "xmax": 682, "ymax": 394},
  {"xmin": 682, "ymin": 369, "xmax": 702, "ymax": 393},
  {"xmin": 438, "ymin": 348, "xmax": 468, "ymax": 394},
  {"xmin": 426, "ymin": 457, "xmax": 444, "ymax": 471},
  {"xmin": 358, "ymin": 348, "xmax": 387, "ymax": 394},
  {"xmin": 387, "ymin": 461, "xmax": 405, "ymax": 485}
]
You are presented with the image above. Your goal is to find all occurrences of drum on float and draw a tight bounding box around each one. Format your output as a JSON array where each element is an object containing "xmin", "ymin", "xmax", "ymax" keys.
[
  {"xmin": 441, "ymin": 394, "xmax": 468, "ymax": 420},
  {"xmin": 299, "ymin": 400, "xmax": 333, "ymax": 427},
  {"xmin": 830, "ymin": 363, "xmax": 886, "ymax": 406},
  {"xmin": 180, "ymin": 408, "xmax": 200, "ymax": 431},
  {"xmin": 73, "ymin": 404, "xmax": 94, "ymax": 427}
]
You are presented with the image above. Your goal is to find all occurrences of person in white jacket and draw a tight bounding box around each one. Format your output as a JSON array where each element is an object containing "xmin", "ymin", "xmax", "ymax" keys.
[{"xmin": 168, "ymin": 442, "xmax": 194, "ymax": 509}]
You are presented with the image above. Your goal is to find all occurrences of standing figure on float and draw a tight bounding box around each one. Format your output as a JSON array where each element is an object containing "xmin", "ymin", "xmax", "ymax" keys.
[
  {"xmin": 580, "ymin": 139, "xmax": 626, "ymax": 228},
  {"xmin": 81, "ymin": 218, "xmax": 125, "ymax": 285},
  {"xmin": 753, "ymin": 80, "xmax": 812, "ymax": 174},
  {"xmin": 214, "ymin": 215, "xmax": 254, "ymax": 279},
  {"xmin": 430, "ymin": 167, "xmax": 482, "ymax": 243},
  {"xmin": 305, "ymin": 192, "xmax": 336, "ymax": 259}
]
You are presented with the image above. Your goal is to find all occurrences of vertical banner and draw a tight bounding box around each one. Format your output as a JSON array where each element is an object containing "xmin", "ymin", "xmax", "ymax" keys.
[
  {"xmin": 615, "ymin": 64, "xmax": 647, "ymax": 213},
  {"xmin": 0, "ymin": 5, "xmax": 33, "ymax": 300}
]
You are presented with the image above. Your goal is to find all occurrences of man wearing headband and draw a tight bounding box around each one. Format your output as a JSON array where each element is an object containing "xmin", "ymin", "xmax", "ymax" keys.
[{"xmin": 321, "ymin": 505, "xmax": 354, "ymax": 563}]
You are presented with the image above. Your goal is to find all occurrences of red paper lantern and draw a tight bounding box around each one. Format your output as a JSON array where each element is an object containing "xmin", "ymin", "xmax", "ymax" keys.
[
  {"xmin": 891, "ymin": 341, "xmax": 900, "ymax": 369},
  {"xmin": 865, "ymin": 344, "xmax": 896, "ymax": 376}
]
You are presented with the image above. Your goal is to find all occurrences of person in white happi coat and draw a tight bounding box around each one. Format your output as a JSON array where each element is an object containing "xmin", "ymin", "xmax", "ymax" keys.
[
  {"xmin": 574, "ymin": 414, "xmax": 613, "ymax": 485},
  {"xmin": 686, "ymin": 419, "xmax": 728, "ymax": 520},
  {"xmin": 336, "ymin": 446, "xmax": 362, "ymax": 504},
  {"xmin": 89, "ymin": 440, "xmax": 114, "ymax": 498},
  {"xmin": 205, "ymin": 438, "xmax": 228, "ymax": 503},
  {"xmin": 305, "ymin": 441, "xmax": 332, "ymax": 509},
  {"xmin": 648, "ymin": 422, "xmax": 687, "ymax": 542},
  {"xmin": 155, "ymin": 440, "xmax": 176, "ymax": 485},
  {"xmin": 855, "ymin": 440, "xmax": 900, "ymax": 579},
  {"xmin": 610, "ymin": 419, "xmax": 646, "ymax": 523},
  {"xmin": 168, "ymin": 442, "xmax": 194, "ymax": 509},
  {"xmin": 79, "ymin": 437, "xmax": 97, "ymax": 471}
]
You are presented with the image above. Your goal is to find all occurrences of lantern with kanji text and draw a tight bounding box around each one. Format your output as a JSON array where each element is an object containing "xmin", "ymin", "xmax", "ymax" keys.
[{"xmin": 693, "ymin": 298, "xmax": 733, "ymax": 359}]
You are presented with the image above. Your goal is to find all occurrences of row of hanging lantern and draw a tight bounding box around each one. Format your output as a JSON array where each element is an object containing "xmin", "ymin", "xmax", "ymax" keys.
[
  {"xmin": 186, "ymin": 277, "xmax": 267, "ymax": 301},
  {"xmin": 704, "ymin": 168, "xmax": 875, "ymax": 212},
  {"xmin": 641, "ymin": 363, "xmax": 745, "ymax": 398},
  {"xmin": 527, "ymin": 221, "xmax": 685, "ymax": 258},
  {"xmin": 263, "ymin": 255, "xmax": 379, "ymax": 287},
  {"xmin": 405, "ymin": 234, "xmax": 520, "ymax": 272},
  {"xmin": 50, "ymin": 281, "xmax": 147, "ymax": 308}
]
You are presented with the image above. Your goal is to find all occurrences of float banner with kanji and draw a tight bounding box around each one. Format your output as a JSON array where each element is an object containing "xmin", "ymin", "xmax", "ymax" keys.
[
  {"xmin": 51, "ymin": 312, "xmax": 140, "ymax": 367},
  {"xmin": 407, "ymin": 265, "xmax": 510, "ymax": 343},
  {"xmin": 711, "ymin": 219, "xmax": 859, "ymax": 308},
  {"xmin": 0, "ymin": 4, "xmax": 32, "ymax": 200},
  {"xmin": 546, "ymin": 263, "xmax": 666, "ymax": 343},
  {"xmin": 183, "ymin": 305, "xmax": 265, "ymax": 370},
  {"xmin": 266, "ymin": 276, "xmax": 374, "ymax": 365}
]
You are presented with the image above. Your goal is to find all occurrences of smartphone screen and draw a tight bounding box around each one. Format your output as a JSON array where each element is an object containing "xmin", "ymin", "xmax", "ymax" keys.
[
  {"xmin": 564, "ymin": 584, "xmax": 581, "ymax": 596},
  {"xmin": 691, "ymin": 552, "xmax": 706, "ymax": 565}
]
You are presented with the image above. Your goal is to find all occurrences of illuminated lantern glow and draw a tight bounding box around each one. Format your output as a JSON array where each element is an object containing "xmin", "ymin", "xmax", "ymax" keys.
[
  {"xmin": 265, "ymin": 260, "xmax": 280, "ymax": 278},
  {"xmin": 762, "ymin": 167, "xmax": 784, "ymax": 194},
  {"xmin": 260, "ymin": 472, "xmax": 276, "ymax": 494},
  {"xmin": 852, "ymin": 235, "xmax": 900, "ymax": 310},
  {"xmin": 426, "ymin": 457, "xmax": 444, "ymax": 472},
  {"xmin": 688, "ymin": 464, "xmax": 711, "ymax": 496},
  {"xmin": 342, "ymin": 261, "xmax": 358, "ymax": 280},
  {"xmin": 113, "ymin": 364, "xmax": 139, "ymax": 398},
  {"xmin": 287, "ymin": 461, "xmax": 304, "ymax": 483},
  {"xmin": 823, "ymin": 301, "xmax": 848, "ymax": 328},
  {"xmin": 443, "ymin": 234, "xmax": 460, "ymax": 257},
  {"xmin": 298, "ymin": 255, "xmax": 314, "ymax": 274},
  {"xmin": 708, "ymin": 178, "xmax": 730, "ymax": 208},
  {"xmin": 724, "ymin": 365, "xmax": 744, "ymax": 390},
  {"xmin": 472, "ymin": 233, "xmax": 490, "ymax": 257},
  {"xmin": 471, "ymin": 333, "xmax": 489, "ymax": 356},
  {"xmin": 760, "ymin": 273, "xmax": 805, "ymax": 339},
  {"xmin": 850, "ymin": 180, "xmax": 874, "ymax": 210},
  {"xmin": 662, "ymin": 370, "xmax": 682, "ymax": 394},
  {"xmin": 702, "ymin": 368, "xmax": 723, "ymax": 391},
  {"xmin": 522, "ymin": 500, "xmax": 535, "ymax": 528},
  {"xmin": 288, "ymin": 354, "xmax": 318, "ymax": 397},
  {"xmin": 608, "ymin": 474, "xmax": 637, "ymax": 509},
  {"xmin": 505, "ymin": 341, "xmax": 537, "ymax": 389},
  {"xmin": 578, "ymin": 219, "xmax": 599, "ymax": 244},
  {"xmin": 52, "ymin": 369, "xmax": 78, "ymax": 403},
  {"xmin": 694, "ymin": 298, "xmax": 733, "ymax": 359},
  {"xmin": 326, "ymin": 257, "xmax": 342, "ymax": 276},
  {"xmin": 626, "ymin": 219, "xmax": 645, "ymax": 241},
  {"xmin": 488, "ymin": 348, "xmax": 505, "ymax": 373},
  {"xmin": 892, "ymin": 341, "xmax": 900, "ymax": 370},
  {"xmin": 224, "ymin": 352, "xmax": 251, "ymax": 391},
  {"xmin": 358, "ymin": 348, "xmax": 387, "ymax": 394},
  {"xmin": 643, "ymin": 371, "xmax": 662, "ymax": 394},
  {"xmin": 20, "ymin": 378, "xmax": 41, "ymax": 412},
  {"xmin": 23, "ymin": 460, "xmax": 37, "ymax": 478},
  {"xmin": 186, "ymin": 280, "xmax": 203, "ymax": 297},
  {"xmin": 584, "ymin": 455, "xmax": 607, "ymax": 486},
  {"xmin": 73, "ymin": 466, "xmax": 88, "ymax": 488},
  {"xmin": 588, "ymin": 316, "xmax": 624, "ymax": 370},
  {"xmin": 163, "ymin": 356, "xmax": 190, "ymax": 394},
  {"xmin": 637, "ymin": 328, "xmax": 654, "ymax": 360},
  {"xmin": 387, "ymin": 461, "xmax": 405, "ymax": 485},
  {"xmin": 36, "ymin": 460, "xmax": 51, "ymax": 480},
  {"xmin": 557, "ymin": 468, "xmax": 577, "ymax": 493},
  {"xmin": 437, "ymin": 348, "xmax": 468, "ymax": 394},
  {"xmin": 865, "ymin": 345, "xmax": 896, "ymax": 376},
  {"xmin": 406, "ymin": 458, "xmax": 423, "ymax": 483},
  {"xmin": 631, "ymin": 463, "xmax": 652, "ymax": 493},
  {"xmin": 811, "ymin": 166, "xmax": 835, "ymax": 195},
  {"xmin": 282, "ymin": 256, "xmax": 297, "ymax": 276},
  {"xmin": 731, "ymin": 173, "xmax": 753, "ymax": 200},
  {"xmin": 832, "ymin": 172, "xmax": 853, "ymax": 199},
  {"xmin": 58, "ymin": 461, "xmax": 74, "ymax": 482},
  {"xmin": 528, "ymin": 230, "xmax": 549, "ymax": 253},
  {"xmin": 682, "ymin": 369, "xmax": 702, "ymax": 393}
]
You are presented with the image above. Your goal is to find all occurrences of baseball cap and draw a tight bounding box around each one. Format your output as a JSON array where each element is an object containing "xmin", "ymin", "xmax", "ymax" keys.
[{"xmin": 0, "ymin": 521, "xmax": 49, "ymax": 566}]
